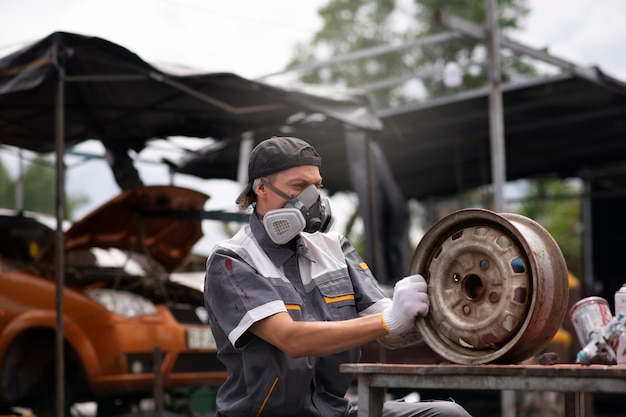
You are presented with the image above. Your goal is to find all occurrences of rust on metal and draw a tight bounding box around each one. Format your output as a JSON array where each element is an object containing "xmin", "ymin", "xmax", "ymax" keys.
[{"xmin": 410, "ymin": 208, "xmax": 569, "ymax": 364}]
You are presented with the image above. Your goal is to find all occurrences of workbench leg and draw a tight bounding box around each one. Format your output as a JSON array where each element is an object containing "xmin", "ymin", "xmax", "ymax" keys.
[
  {"xmin": 358, "ymin": 375, "xmax": 385, "ymax": 417},
  {"xmin": 501, "ymin": 390, "xmax": 517, "ymax": 417},
  {"xmin": 564, "ymin": 392, "xmax": 587, "ymax": 417}
]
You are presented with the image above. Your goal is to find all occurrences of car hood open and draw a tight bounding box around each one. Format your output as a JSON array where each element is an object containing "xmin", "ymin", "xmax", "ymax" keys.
[{"xmin": 46, "ymin": 185, "xmax": 209, "ymax": 272}]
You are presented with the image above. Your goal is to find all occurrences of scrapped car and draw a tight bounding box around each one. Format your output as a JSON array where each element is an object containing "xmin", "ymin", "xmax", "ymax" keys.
[{"xmin": 0, "ymin": 185, "xmax": 226, "ymax": 416}]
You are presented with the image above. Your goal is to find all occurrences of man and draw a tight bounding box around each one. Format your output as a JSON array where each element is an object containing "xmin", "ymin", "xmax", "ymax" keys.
[{"xmin": 204, "ymin": 136, "xmax": 471, "ymax": 417}]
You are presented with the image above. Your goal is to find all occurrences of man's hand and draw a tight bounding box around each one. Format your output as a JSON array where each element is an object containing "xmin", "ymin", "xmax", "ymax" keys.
[{"xmin": 382, "ymin": 274, "xmax": 429, "ymax": 334}]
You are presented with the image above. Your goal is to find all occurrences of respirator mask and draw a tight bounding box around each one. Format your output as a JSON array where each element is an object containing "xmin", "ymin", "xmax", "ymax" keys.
[{"xmin": 257, "ymin": 178, "xmax": 335, "ymax": 245}]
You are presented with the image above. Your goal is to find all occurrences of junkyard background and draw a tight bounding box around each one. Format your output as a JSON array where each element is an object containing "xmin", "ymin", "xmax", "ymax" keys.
[{"xmin": 2, "ymin": 1, "xmax": 626, "ymax": 416}]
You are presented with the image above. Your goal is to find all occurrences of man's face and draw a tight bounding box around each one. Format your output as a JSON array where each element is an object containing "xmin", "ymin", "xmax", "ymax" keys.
[{"xmin": 255, "ymin": 165, "xmax": 322, "ymax": 216}]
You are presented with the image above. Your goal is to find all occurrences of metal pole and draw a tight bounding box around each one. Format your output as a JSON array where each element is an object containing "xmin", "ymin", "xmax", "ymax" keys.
[
  {"xmin": 237, "ymin": 131, "xmax": 254, "ymax": 186},
  {"xmin": 436, "ymin": 11, "xmax": 600, "ymax": 83},
  {"xmin": 16, "ymin": 149, "xmax": 24, "ymax": 211},
  {"xmin": 345, "ymin": 129, "xmax": 381, "ymax": 280},
  {"xmin": 153, "ymin": 346, "xmax": 164, "ymax": 417},
  {"xmin": 485, "ymin": 0, "xmax": 506, "ymax": 212},
  {"xmin": 501, "ymin": 390, "xmax": 516, "ymax": 417},
  {"xmin": 582, "ymin": 177, "xmax": 594, "ymax": 291},
  {"xmin": 256, "ymin": 32, "xmax": 460, "ymax": 80},
  {"xmin": 365, "ymin": 134, "xmax": 380, "ymax": 281},
  {"xmin": 54, "ymin": 62, "xmax": 66, "ymax": 417}
]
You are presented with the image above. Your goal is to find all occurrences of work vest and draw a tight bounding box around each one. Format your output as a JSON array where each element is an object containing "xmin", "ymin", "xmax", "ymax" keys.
[{"xmin": 218, "ymin": 225, "xmax": 348, "ymax": 290}]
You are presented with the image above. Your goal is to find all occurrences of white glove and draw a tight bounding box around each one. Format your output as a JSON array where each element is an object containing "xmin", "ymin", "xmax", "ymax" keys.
[{"xmin": 382, "ymin": 274, "xmax": 429, "ymax": 334}]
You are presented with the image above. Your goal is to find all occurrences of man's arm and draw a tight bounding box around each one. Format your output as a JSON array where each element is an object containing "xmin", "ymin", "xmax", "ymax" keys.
[
  {"xmin": 250, "ymin": 274, "xmax": 429, "ymax": 357},
  {"xmin": 250, "ymin": 311, "xmax": 387, "ymax": 358}
]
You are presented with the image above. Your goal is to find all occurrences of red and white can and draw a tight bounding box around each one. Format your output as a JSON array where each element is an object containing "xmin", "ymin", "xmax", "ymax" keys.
[{"xmin": 569, "ymin": 296, "xmax": 613, "ymax": 347}]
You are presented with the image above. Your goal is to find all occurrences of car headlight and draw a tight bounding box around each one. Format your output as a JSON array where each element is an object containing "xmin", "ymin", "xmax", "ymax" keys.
[
  {"xmin": 86, "ymin": 288, "xmax": 157, "ymax": 318},
  {"xmin": 195, "ymin": 306, "xmax": 209, "ymax": 324}
]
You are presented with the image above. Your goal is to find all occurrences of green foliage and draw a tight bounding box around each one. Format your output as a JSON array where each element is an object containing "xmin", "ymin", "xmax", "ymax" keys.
[
  {"xmin": 0, "ymin": 158, "xmax": 16, "ymax": 207},
  {"xmin": 0, "ymin": 155, "xmax": 88, "ymax": 219},
  {"xmin": 289, "ymin": 0, "xmax": 536, "ymax": 109},
  {"xmin": 290, "ymin": 0, "xmax": 581, "ymax": 276},
  {"xmin": 414, "ymin": 0, "xmax": 535, "ymax": 97},
  {"xmin": 21, "ymin": 155, "xmax": 56, "ymax": 214},
  {"xmin": 515, "ymin": 178, "xmax": 583, "ymax": 276},
  {"xmin": 343, "ymin": 205, "xmax": 367, "ymax": 256}
]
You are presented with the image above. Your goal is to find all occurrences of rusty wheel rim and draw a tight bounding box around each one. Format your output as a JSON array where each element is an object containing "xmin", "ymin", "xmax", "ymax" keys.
[{"xmin": 411, "ymin": 209, "xmax": 569, "ymax": 364}]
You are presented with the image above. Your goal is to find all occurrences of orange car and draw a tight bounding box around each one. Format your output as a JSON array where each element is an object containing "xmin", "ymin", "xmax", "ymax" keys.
[{"xmin": 0, "ymin": 185, "xmax": 226, "ymax": 416}]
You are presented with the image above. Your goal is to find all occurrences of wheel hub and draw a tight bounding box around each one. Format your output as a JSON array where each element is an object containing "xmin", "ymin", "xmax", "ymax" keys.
[{"xmin": 411, "ymin": 209, "xmax": 569, "ymax": 364}]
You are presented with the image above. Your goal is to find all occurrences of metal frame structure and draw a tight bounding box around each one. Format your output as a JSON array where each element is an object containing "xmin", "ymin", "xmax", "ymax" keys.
[{"xmin": 0, "ymin": 32, "xmax": 382, "ymax": 416}]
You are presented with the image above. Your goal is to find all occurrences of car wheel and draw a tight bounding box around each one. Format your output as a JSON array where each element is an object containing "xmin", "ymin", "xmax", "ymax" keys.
[{"xmin": 411, "ymin": 208, "xmax": 569, "ymax": 364}]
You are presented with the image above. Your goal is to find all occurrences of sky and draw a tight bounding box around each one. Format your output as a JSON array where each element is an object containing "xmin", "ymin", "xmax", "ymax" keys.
[{"xmin": 1, "ymin": 0, "xmax": 625, "ymax": 253}]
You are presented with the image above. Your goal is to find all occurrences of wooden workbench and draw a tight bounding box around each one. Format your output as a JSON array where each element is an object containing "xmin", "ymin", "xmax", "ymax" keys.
[{"xmin": 340, "ymin": 363, "xmax": 626, "ymax": 417}]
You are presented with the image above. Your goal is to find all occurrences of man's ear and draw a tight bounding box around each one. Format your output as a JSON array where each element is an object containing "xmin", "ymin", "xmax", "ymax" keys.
[{"xmin": 253, "ymin": 178, "xmax": 265, "ymax": 197}]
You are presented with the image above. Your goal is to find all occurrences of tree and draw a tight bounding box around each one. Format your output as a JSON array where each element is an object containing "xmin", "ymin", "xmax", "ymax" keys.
[
  {"xmin": 514, "ymin": 178, "xmax": 583, "ymax": 277},
  {"xmin": 287, "ymin": 0, "xmax": 581, "ymax": 278},
  {"xmin": 21, "ymin": 155, "xmax": 56, "ymax": 214},
  {"xmin": 0, "ymin": 154, "xmax": 88, "ymax": 219},
  {"xmin": 0, "ymin": 157, "xmax": 15, "ymax": 207},
  {"xmin": 288, "ymin": 0, "xmax": 535, "ymax": 109}
]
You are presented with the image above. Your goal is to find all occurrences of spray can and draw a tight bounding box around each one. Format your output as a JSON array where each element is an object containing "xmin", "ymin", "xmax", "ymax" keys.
[
  {"xmin": 569, "ymin": 296, "xmax": 613, "ymax": 348},
  {"xmin": 615, "ymin": 285, "xmax": 626, "ymax": 365}
]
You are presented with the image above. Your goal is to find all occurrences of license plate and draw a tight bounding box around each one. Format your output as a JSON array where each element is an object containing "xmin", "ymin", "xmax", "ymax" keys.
[{"xmin": 187, "ymin": 328, "xmax": 217, "ymax": 349}]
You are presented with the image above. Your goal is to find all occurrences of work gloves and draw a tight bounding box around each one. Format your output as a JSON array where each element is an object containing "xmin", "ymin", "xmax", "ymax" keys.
[{"xmin": 382, "ymin": 274, "xmax": 429, "ymax": 334}]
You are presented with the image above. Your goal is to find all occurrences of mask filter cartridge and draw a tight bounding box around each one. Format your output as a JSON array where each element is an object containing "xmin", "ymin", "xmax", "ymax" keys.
[{"xmin": 264, "ymin": 209, "xmax": 307, "ymax": 244}]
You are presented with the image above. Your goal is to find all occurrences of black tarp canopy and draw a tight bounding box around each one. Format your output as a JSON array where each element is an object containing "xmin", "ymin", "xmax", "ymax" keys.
[
  {"xmin": 376, "ymin": 70, "xmax": 626, "ymax": 201},
  {"xmin": 0, "ymin": 31, "xmax": 382, "ymax": 153},
  {"xmin": 7, "ymin": 32, "xmax": 626, "ymax": 292},
  {"xmin": 371, "ymin": 68, "xmax": 626, "ymax": 307},
  {"xmin": 175, "ymin": 68, "xmax": 626, "ymax": 202},
  {"xmin": 175, "ymin": 66, "xmax": 626, "ymax": 304},
  {"xmin": 0, "ymin": 31, "xmax": 411, "ymax": 285},
  {"xmin": 0, "ymin": 32, "xmax": 409, "ymax": 412}
]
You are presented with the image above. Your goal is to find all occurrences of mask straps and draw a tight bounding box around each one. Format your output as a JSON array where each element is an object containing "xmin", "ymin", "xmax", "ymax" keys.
[{"xmin": 259, "ymin": 178, "xmax": 306, "ymax": 211}]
